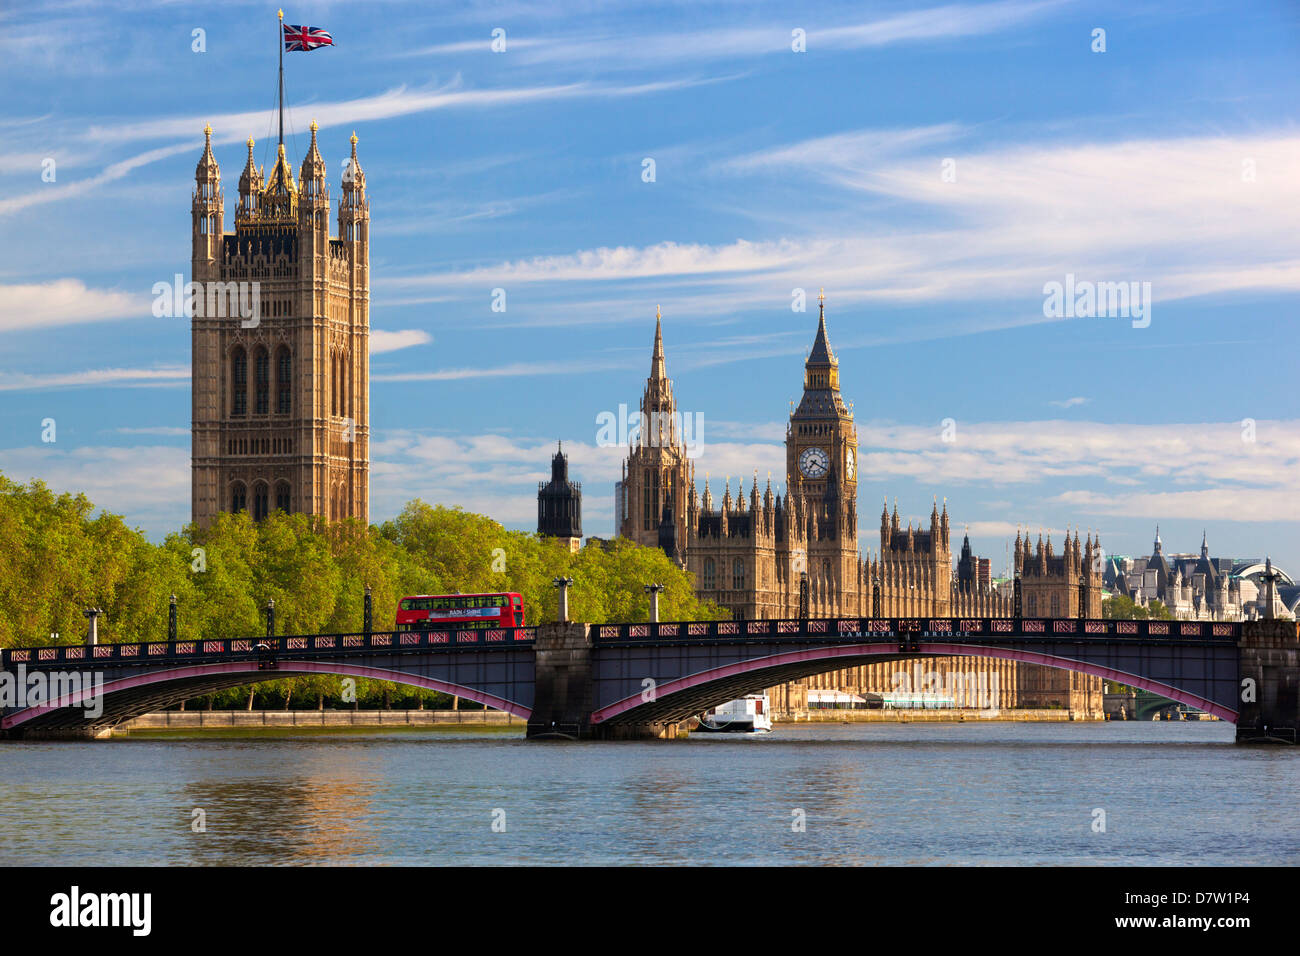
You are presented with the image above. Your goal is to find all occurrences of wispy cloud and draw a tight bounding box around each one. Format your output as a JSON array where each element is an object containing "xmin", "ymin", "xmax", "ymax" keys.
[
  {"xmin": 0, "ymin": 279, "xmax": 145, "ymax": 333},
  {"xmin": 409, "ymin": 1, "xmax": 1063, "ymax": 71},
  {"xmin": 0, "ymin": 365, "xmax": 189, "ymax": 392},
  {"xmin": 373, "ymin": 359, "xmax": 630, "ymax": 382},
  {"xmin": 388, "ymin": 129, "xmax": 1300, "ymax": 342},
  {"xmin": 370, "ymin": 329, "xmax": 432, "ymax": 354}
]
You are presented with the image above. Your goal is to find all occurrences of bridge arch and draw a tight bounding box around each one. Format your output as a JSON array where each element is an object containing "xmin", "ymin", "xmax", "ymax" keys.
[
  {"xmin": 1, "ymin": 659, "xmax": 531, "ymax": 735},
  {"xmin": 591, "ymin": 642, "xmax": 1238, "ymax": 727}
]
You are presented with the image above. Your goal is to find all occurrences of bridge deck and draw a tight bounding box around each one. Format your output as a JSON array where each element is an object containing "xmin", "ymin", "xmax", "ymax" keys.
[{"xmin": 1, "ymin": 617, "xmax": 1239, "ymax": 670}]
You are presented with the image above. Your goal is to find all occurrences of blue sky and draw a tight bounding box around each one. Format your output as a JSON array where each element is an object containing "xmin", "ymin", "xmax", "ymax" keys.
[{"xmin": 0, "ymin": 0, "xmax": 1297, "ymax": 573}]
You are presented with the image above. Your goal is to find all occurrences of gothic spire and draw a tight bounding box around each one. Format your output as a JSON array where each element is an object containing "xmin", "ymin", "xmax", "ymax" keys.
[
  {"xmin": 650, "ymin": 304, "xmax": 666, "ymax": 381},
  {"xmin": 196, "ymin": 124, "xmax": 219, "ymax": 179},
  {"xmin": 809, "ymin": 288, "xmax": 835, "ymax": 365}
]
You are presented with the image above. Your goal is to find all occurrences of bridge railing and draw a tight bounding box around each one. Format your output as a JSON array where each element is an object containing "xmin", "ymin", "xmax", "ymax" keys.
[
  {"xmin": 1, "ymin": 626, "xmax": 538, "ymax": 668},
  {"xmin": 591, "ymin": 617, "xmax": 1241, "ymax": 643}
]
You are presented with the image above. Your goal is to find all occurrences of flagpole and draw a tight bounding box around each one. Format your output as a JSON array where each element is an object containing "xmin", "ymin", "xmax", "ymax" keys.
[{"xmin": 277, "ymin": 8, "xmax": 285, "ymax": 147}]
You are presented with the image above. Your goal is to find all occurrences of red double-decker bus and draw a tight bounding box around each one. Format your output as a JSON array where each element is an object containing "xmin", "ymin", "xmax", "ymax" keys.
[{"xmin": 395, "ymin": 593, "xmax": 525, "ymax": 631}]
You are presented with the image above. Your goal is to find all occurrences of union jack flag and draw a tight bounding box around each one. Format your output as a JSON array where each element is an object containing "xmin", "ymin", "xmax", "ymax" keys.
[{"xmin": 282, "ymin": 23, "xmax": 334, "ymax": 52}]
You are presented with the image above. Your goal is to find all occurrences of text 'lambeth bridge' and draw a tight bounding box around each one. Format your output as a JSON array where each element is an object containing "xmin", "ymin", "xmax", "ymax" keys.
[{"xmin": 3, "ymin": 609, "xmax": 1297, "ymax": 743}]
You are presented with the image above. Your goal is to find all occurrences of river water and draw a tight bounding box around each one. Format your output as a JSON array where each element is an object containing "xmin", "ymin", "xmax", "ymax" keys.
[{"xmin": 1, "ymin": 721, "xmax": 1295, "ymax": 866}]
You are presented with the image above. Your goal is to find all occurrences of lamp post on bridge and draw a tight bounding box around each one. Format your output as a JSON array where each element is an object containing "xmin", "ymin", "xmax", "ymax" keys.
[
  {"xmin": 1013, "ymin": 573, "xmax": 1022, "ymax": 621},
  {"xmin": 644, "ymin": 583, "xmax": 665, "ymax": 623},
  {"xmin": 83, "ymin": 607, "xmax": 104, "ymax": 646},
  {"xmin": 1260, "ymin": 557, "xmax": 1282, "ymax": 621},
  {"xmin": 363, "ymin": 583, "xmax": 373, "ymax": 636},
  {"xmin": 168, "ymin": 593, "xmax": 178, "ymax": 642},
  {"xmin": 872, "ymin": 582, "xmax": 881, "ymax": 619},
  {"xmin": 265, "ymin": 599, "xmax": 276, "ymax": 639},
  {"xmin": 552, "ymin": 577, "xmax": 574, "ymax": 623},
  {"xmin": 799, "ymin": 571, "xmax": 809, "ymax": 620}
]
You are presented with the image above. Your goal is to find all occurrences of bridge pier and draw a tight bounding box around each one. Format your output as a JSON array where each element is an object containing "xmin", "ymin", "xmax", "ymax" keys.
[
  {"xmin": 526, "ymin": 622, "xmax": 595, "ymax": 739},
  {"xmin": 1237, "ymin": 621, "xmax": 1300, "ymax": 744},
  {"xmin": 526, "ymin": 623, "xmax": 693, "ymax": 740}
]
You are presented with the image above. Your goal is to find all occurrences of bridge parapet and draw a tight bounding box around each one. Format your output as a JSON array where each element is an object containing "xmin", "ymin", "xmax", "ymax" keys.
[{"xmin": 2, "ymin": 627, "xmax": 537, "ymax": 670}]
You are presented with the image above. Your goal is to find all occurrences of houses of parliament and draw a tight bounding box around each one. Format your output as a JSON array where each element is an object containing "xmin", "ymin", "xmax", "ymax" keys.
[
  {"xmin": 186, "ymin": 122, "xmax": 1098, "ymax": 715},
  {"xmin": 613, "ymin": 297, "xmax": 1104, "ymax": 714}
]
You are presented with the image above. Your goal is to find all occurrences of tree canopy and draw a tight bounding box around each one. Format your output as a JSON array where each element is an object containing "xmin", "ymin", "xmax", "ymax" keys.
[{"xmin": 0, "ymin": 474, "xmax": 726, "ymax": 709}]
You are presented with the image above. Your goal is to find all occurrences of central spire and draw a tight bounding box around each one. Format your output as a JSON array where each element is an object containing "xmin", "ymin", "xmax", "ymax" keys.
[
  {"xmin": 792, "ymin": 289, "xmax": 848, "ymax": 420},
  {"xmin": 809, "ymin": 287, "xmax": 835, "ymax": 365},
  {"xmin": 650, "ymin": 304, "xmax": 666, "ymax": 380}
]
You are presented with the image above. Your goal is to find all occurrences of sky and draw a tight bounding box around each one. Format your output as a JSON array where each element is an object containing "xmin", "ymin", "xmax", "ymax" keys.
[{"xmin": 0, "ymin": 0, "xmax": 1297, "ymax": 574}]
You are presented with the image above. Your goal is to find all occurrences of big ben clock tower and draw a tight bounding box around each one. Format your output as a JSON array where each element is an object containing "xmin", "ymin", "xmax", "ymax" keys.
[
  {"xmin": 787, "ymin": 291, "xmax": 858, "ymax": 512},
  {"xmin": 785, "ymin": 291, "xmax": 860, "ymax": 610}
]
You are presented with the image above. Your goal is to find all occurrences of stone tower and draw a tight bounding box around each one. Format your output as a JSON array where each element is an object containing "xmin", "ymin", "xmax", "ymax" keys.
[
  {"xmin": 190, "ymin": 122, "xmax": 370, "ymax": 528},
  {"xmin": 618, "ymin": 307, "xmax": 694, "ymax": 551},
  {"xmin": 785, "ymin": 292, "xmax": 860, "ymax": 612},
  {"xmin": 538, "ymin": 442, "xmax": 583, "ymax": 552}
]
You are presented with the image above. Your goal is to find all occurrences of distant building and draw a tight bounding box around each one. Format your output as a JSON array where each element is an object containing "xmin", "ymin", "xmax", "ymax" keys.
[
  {"xmin": 537, "ymin": 442, "xmax": 582, "ymax": 552},
  {"xmin": 1108, "ymin": 529, "xmax": 1247, "ymax": 621}
]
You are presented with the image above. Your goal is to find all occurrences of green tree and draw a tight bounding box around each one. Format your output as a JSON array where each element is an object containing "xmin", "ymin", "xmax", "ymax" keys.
[{"xmin": 0, "ymin": 471, "xmax": 728, "ymax": 708}]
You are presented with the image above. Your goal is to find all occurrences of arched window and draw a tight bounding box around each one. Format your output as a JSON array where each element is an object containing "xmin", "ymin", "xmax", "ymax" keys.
[
  {"xmin": 733, "ymin": 558, "xmax": 745, "ymax": 590},
  {"xmin": 230, "ymin": 482, "xmax": 247, "ymax": 514},
  {"xmin": 231, "ymin": 347, "xmax": 247, "ymax": 417},
  {"xmin": 341, "ymin": 353, "xmax": 350, "ymax": 418},
  {"xmin": 1051, "ymin": 593, "xmax": 1061, "ymax": 617},
  {"xmin": 276, "ymin": 347, "xmax": 291, "ymax": 415},
  {"xmin": 1028, "ymin": 594, "xmax": 1038, "ymax": 616},
  {"xmin": 275, "ymin": 481, "xmax": 291, "ymax": 514},
  {"xmin": 642, "ymin": 469, "xmax": 656, "ymax": 531},
  {"xmin": 703, "ymin": 558, "xmax": 716, "ymax": 590},
  {"xmin": 254, "ymin": 347, "xmax": 269, "ymax": 415},
  {"xmin": 251, "ymin": 482, "xmax": 269, "ymax": 521}
]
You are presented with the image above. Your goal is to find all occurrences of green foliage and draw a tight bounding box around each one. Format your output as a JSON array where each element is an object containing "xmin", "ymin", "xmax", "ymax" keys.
[
  {"xmin": 1102, "ymin": 594, "xmax": 1175, "ymax": 621},
  {"xmin": 0, "ymin": 474, "xmax": 725, "ymax": 707}
]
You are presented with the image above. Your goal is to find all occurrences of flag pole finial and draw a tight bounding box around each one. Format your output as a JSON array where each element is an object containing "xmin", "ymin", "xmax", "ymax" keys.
[{"xmin": 278, "ymin": 8, "xmax": 283, "ymax": 19}]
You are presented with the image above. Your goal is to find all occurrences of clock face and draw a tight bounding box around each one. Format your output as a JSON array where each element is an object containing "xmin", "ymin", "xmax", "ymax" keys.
[
  {"xmin": 798, "ymin": 446, "xmax": 830, "ymax": 479},
  {"xmin": 846, "ymin": 448, "xmax": 856, "ymax": 480}
]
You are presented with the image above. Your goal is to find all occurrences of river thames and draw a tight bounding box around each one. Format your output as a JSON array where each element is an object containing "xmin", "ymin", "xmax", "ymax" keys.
[{"xmin": 2, "ymin": 721, "xmax": 1296, "ymax": 866}]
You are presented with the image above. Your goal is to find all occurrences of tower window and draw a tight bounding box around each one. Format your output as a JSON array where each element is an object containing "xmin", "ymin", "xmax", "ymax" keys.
[
  {"xmin": 254, "ymin": 348, "xmax": 269, "ymax": 415},
  {"xmin": 643, "ymin": 468, "xmax": 659, "ymax": 532},
  {"xmin": 703, "ymin": 558, "xmax": 716, "ymax": 590},
  {"xmin": 276, "ymin": 347, "xmax": 291, "ymax": 414},
  {"xmin": 252, "ymin": 483, "xmax": 269, "ymax": 521},
  {"xmin": 733, "ymin": 558, "xmax": 745, "ymax": 590},
  {"xmin": 230, "ymin": 482, "xmax": 247, "ymax": 514},
  {"xmin": 331, "ymin": 353, "xmax": 339, "ymax": 416},
  {"xmin": 275, "ymin": 482, "xmax": 291, "ymax": 514},
  {"xmin": 231, "ymin": 347, "xmax": 247, "ymax": 417}
]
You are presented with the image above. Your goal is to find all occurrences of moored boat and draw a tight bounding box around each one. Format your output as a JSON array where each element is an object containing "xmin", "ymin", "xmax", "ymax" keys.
[{"xmin": 697, "ymin": 693, "xmax": 773, "ymax": 733}]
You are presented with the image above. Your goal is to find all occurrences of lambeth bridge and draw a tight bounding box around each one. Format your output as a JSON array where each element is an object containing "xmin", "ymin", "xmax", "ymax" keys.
[{"xmin": 3, "ymin": 612, "xmax": 1297, "ymax": 743}]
